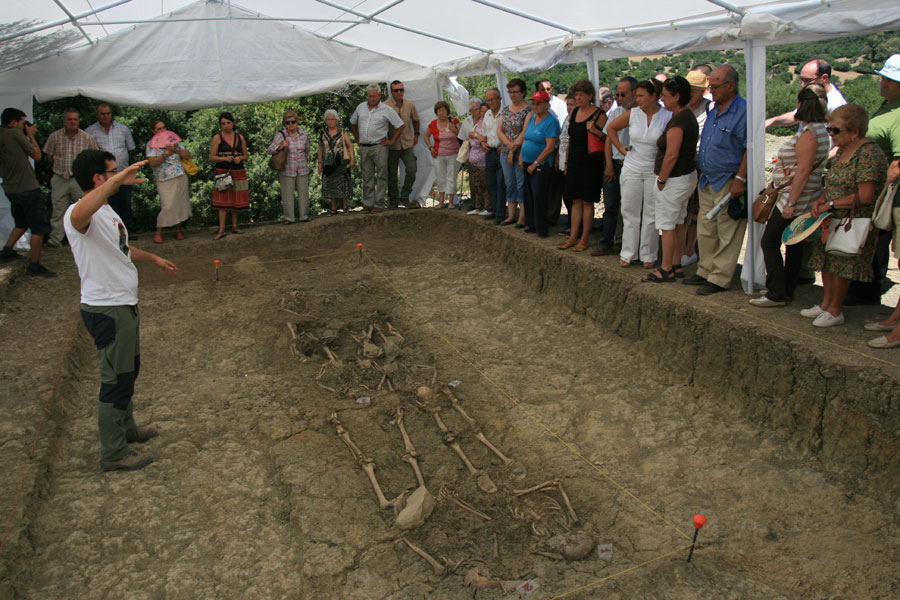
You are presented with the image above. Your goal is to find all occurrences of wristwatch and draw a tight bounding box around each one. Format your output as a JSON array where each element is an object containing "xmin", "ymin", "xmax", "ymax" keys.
[
  {"xmin": 735, "ymin": 174, "xmax": 747, "ymax": 183},
  {"xmin": 828, "ymin": 199, "xmax": 835, "ymax": 208},
  {"xmin": 656, "ymin": 177, "xmax": 667, "ymax": 187}
]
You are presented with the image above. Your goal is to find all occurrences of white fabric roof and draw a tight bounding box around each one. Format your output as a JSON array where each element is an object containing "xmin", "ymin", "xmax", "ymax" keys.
[{"xmin": 1, "ymin": 0, "xmax": 898, "ymax": 108}]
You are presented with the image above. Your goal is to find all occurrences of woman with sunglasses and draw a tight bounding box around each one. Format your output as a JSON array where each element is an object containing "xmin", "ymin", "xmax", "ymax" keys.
[
  {"xmin": 145, "ymin": 119, "xmax": 191, "ymax": 243},
  {"xmin": 750, "ymin": 85, "xmax": 829, "ymax": 307},
  {"xmin": 210, "ymin": 112, "xmax": 249, "ymax": 240},
  {"xmin": 805, "ymin": 104, "xmax": 887, "ymax": 327},
  {"xmin": 267, "ymin": 110, "xmax": 311, "ymax": 224}
]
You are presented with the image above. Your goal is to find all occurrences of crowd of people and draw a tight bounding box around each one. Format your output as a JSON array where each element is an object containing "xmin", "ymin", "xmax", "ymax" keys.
[{"xmin": 2, "ymin": 54, "xmax": 900, "ymax": 352}]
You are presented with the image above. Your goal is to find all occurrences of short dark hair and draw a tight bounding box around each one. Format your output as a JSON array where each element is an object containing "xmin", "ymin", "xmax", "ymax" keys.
[
  {"xmin": 1, "ymin": 107, "xmax": 26, "ymax": 126},
  {"xmin": 64, "ymin": 107, "xmax": 79, "ymax": 116},
  {"xmin": 433, "ymin": 100, "xmax": 451, "ymax": 115},
  {"xmin": 72, "ymin": 149, "xmax": 116, "ymax": 192},
  {"xmin": 810, "ymin": 59, "xmax": 832, "ymax": 79},
  {"xmin": 569, "ymin": 79, "xmax": 595, "ymax": 98},
  {"xmin": 390, "ymin": 80, "xmax": 402, "ymax": 87},
  {"xmin": 219, "ymin": 112, "xmax": 235, "ymax": 124},
  {"xmin": 507, "ymin": 78, "xmax": 526, "ymax": 94},
  {"xmin": 662, "ymin": 76, "xmax": 692, "ymax": 107},
  {"xmin": 619, "ymin": 76, "xmax": 638, "ymax": 92}
]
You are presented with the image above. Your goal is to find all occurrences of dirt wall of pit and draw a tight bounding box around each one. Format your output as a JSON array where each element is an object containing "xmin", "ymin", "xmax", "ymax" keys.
[{"xmin": 302, "ymin": 211, "xmax": 900, "ymax": 508}]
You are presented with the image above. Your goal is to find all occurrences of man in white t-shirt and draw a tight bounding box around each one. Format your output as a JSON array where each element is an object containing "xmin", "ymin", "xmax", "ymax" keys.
[
  {"xmin": 65, "ymin": 149, "xmax": 177, "ymax": 472},
  {"xmin": 538, "ymin": 79, "xmax": 569, "ymax": 129},
  {"xmin": 765, "ymin": 59, "xmax": 847, "ymax": 129}
]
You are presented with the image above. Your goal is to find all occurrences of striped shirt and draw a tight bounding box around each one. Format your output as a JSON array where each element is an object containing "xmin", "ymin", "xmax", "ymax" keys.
[
  {"xmin": 773, "ymin": 121, "xmax": 829, "ymax": 213},
  {"xmin": 85, "ymin": 121, "xmax": 136, "ymax": 170},
  {"xmin": 43, "ymin": 128, "xmax": 98, "ymax": 179}
]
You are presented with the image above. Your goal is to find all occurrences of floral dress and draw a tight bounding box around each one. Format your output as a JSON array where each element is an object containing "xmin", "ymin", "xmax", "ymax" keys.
[{"xmin": 808, "ymin": 139, "xmax": 887, "ymax": 280}]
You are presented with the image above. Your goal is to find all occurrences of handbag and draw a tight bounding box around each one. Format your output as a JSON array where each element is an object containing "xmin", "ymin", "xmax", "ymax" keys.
[
  {"xmin": 180, "ymin": 158, "xmax": 199, "ymax": 176},
  {"xmin": 824, "ymin": 195, "xmax": 871, "ymax": 256},
  {"xmin": 586, "ymin": 109, "xmax": 604, "ymax": 156},
  {"xmin": 456, "ymin": 139, "xmax": 470, "ymax": 163},
  {"xmin": 214, "ymin": 172, "xmax": 234, "ymax": 191},
  {"xmin": 268, "ymin": 129, "xmax": 289, "ymax": 171},
  {"xmin": 873, "ymin": 180, "xmax": 896, "ymax": 231},
  {"xmin": 752, "ymin": 182, "xmax": 784, "ymax": 224},
  {"xmin": 727, "ymin": 192, "xmax": 747, "ymax": 220}
]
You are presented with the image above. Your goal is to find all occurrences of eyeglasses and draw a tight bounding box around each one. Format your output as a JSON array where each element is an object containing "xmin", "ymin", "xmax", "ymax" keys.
[
  {"xmin": 615, "ymin": 92, "xmax": 628, "ymax": 97},
  {"xmin": 825, "ymin": 126, "xmax": 842, "ymax": 135},
  {"xmin": 105, "ymin": 168, "xmax": 118, "ymax": 174},
  {"xmin": 509, "ymin": 89, "xmax": 524, "ymax": 94},
  {"xmin": 283, "ymin": 120, "xmax": 297, "ymax": 125},
  {"xmin": 708, "ymin": 81, "xmax": 732, "ymax": 91},
  {"xmin": 800, "ymin": 76, "xmax": 821, "ymax": 85},
  {"xmin": 391, "ymin": 88, "xmax": 404, "ymax": 93}
]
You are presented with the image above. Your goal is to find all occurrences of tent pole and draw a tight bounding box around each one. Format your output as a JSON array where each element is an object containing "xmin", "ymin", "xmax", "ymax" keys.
[
  {"xmin": 0, "ymin": 0, "xmax": 133, "ymax": 43},
  {"xmin": 742, "ymin": 37, "xmax": 767, "ymax": 294},
  {"xmin": 51, "ymin": 0, "xmax": 98, "ymax": 44},
  {"xmin": 472, "ymin": 0, "xmax": 582, "ymax": 35},
  {"xmin": 495, "ymin": 66, "xmax": 509, "ymax": 106},
  {"xmin": 326, "ymin": 0, "xmax": 405, "ymax": 40},
  {"xmin": 586, "ymin": 48, "xmax": 599, "ymax": 100}
]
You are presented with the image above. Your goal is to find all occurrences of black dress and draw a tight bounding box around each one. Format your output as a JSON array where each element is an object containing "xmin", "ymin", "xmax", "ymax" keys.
[{"xmin": 564, "ymin": 106, "xmax": 604, "ymax": 203}]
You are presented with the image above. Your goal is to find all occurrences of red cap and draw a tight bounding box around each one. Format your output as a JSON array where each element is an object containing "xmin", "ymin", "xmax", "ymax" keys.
[
  {"xmin": 693, "ymin": 514, "xmax": 707, "ymax": 529},
  {"xmin": 530, "ymin": 90, "xmax": 551, "ymax": 103}
]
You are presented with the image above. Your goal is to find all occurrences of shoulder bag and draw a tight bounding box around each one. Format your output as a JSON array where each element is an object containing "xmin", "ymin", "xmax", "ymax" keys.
[
  {"xmin": 180, "ymin": 157, "xmax": 200, "ymax": 176},
  {"xmin": 586, "ymin": 108, "xmax": 604, "ymax": 156},
  {"xmin": 456, "ymin": 139, "xmax": 470, "ymax": 163},
  {"xmin": 752, "ymin": 182, "xmax": 785, "ymax": 224},
  {"xmin": 214, "ymin": 133, "xmax": 237, "ymax": 191},
  {"xmin": 268, "ymin": 129, "xmax": 289, "ymax": 171},
  {"xmin": 873, "ymin": 180, "xmax": 896, "ymax": 231}
]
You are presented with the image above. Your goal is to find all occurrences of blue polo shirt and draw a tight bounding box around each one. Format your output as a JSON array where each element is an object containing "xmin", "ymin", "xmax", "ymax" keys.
[{"xmin": 698, "ymin": 94, "xmax": 747, "ymax": 192}]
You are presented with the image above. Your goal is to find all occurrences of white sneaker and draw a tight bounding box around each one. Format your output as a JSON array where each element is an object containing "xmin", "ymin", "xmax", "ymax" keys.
[
  {"xmin": 749, "ymin": 296, "xmax": 785, "ymax": 308},
  {"xmin": 681, "ymin": 253, "xmax": 698, "ymax": 266},
  {"xmin": 800, "ymin": 304, "xmax": 825, "ymax": 319},
  {"xmin": 812, "ymin": 311, "xmax": 845, "ymax": 327},
  {"xmin": 478, "ymin": 210, "xmax": 492, "ymax": 216},
  {"xmin": 467, "ymin": 209, "xmax": 479, "ymax": 215}
]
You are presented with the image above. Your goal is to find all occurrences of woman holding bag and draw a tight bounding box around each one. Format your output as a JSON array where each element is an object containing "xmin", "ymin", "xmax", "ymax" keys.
[
  {"xmin": 210, "ymin": 112, "xmax": 249, "ymax": 240},
  {"xmin": 318, "ymin": 109, "xmax": 355, "ymax": 215},
  {"xmin": 145, "ymin": 119, "xmax": 192, "ymax": 243},
  {"xmin": 424, "ymin": 101, "xmax": 460, "ymax": 209},
  {"xmin": 804, "ymin": 104, "xmax": 887, "ymax": 327},
  {"xmin": 267, "ymin": 110, "xmax": 311, "ymax": 224},
  {"xmin": 750, "ymin": 85, "xmax": 830, "ymax": 307}
]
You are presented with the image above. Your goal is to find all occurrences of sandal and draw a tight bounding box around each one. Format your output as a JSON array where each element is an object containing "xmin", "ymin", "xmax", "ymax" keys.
[
  {"xmin": 672, "ymin": 264, "xmax": 684, "ymax": 278},
  {"xmin": 175, "ymin": 232, "xmax": 185, "ymax": 240},
  {"xmin": 231, "ymin": 228, "xmax": 244, "ymax": 234},
  {"xmin": 152, "ymin": 234, "xmax": 163, "ymax": 244},
  {"xmin": 213, "ymin": 231, "xmax": 227, "ymax": 240},
  {"xmin": 557, "ymin": 239, "xmax": 578, "ymax": 250},
  {"xmin": 642, "ymin": 267, "xmax": 676, "ymax": 283},
  {"xmin": 573, "ymin": 243, "xmax": 589, "ymax": 252},
  {"xmin": 643, "ymin": 262, "xmax": 656, "ymax": 269},
  {"xmin": 618, "ymin": 259, "xmax": 630, "ymax": 268}
]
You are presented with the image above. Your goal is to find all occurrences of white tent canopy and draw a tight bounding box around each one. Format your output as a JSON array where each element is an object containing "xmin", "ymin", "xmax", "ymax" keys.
[{"xmin": 1, "ymin": 0, "xmax": 898, "ymax": 290}]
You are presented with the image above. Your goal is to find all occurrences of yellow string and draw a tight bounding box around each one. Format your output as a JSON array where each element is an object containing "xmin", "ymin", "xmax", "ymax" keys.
[{"xmin": 215, "ymin": 249, "xmax": 357, "ymax": 268}]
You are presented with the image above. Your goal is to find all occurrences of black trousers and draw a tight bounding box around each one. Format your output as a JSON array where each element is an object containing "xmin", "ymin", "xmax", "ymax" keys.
[
  {"xmin": 523, "ymin": 162, "xmax": 551, "ymax": 237},
  {"xmin": 760, "ymin": 207, "xmax": 802, "ymax": 301}
]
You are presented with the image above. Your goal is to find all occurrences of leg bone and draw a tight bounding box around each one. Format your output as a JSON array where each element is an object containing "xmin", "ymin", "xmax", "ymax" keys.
[{"xmin": 396, "ymin": 537, "xmax": 446, "ymax": 576}]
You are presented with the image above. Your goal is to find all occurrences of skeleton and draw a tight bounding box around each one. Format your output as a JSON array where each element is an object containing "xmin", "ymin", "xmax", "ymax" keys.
[
  {"xmin": 441, "ymin": 386, "xmax": 526, "ymax": 480},
  {"xmin": 420, "ymin": 402, "xmax": 497, "ymax": 494},
  {"xmin": 436, "ymin": 484, "xmax": 492, "ymax": 521},
  {"xmin": 513, "ymin": 480, "xmax": 578, "ymax": 524}
]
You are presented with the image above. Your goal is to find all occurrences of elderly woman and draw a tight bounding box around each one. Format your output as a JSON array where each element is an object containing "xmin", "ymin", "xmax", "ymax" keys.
[
  {"xmin": 459, "ymin": 98, "xmax": 491, "ymax": 215},
  {"xmin": 517, "ymin": 90, "xmax": 560, "ymax": 237},
  {"xmin": 210, "ymin": 112, "xmax": 249, "ymax": 240},
  {"xmin": 497, "ymin": 78, "xmax": 532, "ymax": 225},
  {"xmin": 750, "ymin": 85, "xmax": 830, "ymax": 305},
  {"xmin": 268, "ymin": 110, "xmax": 311, "ymax": 224},
  {"xmin": 804, "ymin": 104, "xmax": 887, "ymax": 327},
  {"xmin": 558, "ymin": 79, "xmax": 607, "ymax": 251},
  {"xmin": 607, "ymin": 80, "xmax": 671, "ymax": 267},
  {"xmin": 424, "ymin": 101, "xmax": 460, "ymax": 208},
  {"xmin": 643, "ymin": 76, "xmax": 698, "ymax": 282},
  {"xmin": 146, "ymin": 119, "xmax": 192, "ymax": 243},
  {"xmin": 317, "ymin": 109, "xmax": 355, "ymax": 215}
]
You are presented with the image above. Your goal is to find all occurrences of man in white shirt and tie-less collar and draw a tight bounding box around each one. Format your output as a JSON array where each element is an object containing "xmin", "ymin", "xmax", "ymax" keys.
[
  {"xmin": 86, "ymin": 103, "xmax": 137, "ymax": 230},
  {"xmin": 480, "ymin": 88, "xmax": 507, "ymax": 224},
  {"xmin": 350, "ymin": 84, "xmax": 405, "ymax": 212},
  {"xmin": 538, "ymin": 79, "xmax": 568, "ymax": 129}
]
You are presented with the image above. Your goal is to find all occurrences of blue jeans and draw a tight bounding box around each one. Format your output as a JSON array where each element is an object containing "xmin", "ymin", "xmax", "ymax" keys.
[
  {"xmin": 485, "ymin": 149, "xmax": 507, "ymax": 219},
  {"xmin": 600, "ymin": 159, "xmax": 623, "ymax": 249},
  {"xmin": 500, "ymin": 149, "xmax": 525, "ymax": 205}
]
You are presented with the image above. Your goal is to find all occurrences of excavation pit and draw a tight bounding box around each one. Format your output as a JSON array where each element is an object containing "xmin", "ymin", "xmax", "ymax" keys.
[{"xmin": 1, "ymin": 210, "xmax": 899, "ymax": 599}]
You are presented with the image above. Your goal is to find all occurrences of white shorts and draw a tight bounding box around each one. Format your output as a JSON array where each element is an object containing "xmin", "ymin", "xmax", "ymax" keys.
[{"xmin": 654, "ymin": 171, "xmax": 698, "ymax": 231}]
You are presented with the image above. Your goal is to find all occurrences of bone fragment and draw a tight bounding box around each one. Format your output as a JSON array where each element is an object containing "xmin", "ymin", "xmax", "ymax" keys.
[
  {"xmin": 436, "ymin": 485, "xmax": 492, "ymax": 521},
  {"xmin": 555, "ymin": 481, "xmax": 579, "ymax": 524},
  {"xmin": 323, "ymin": 346, "xmax": 340, "ymax": 365},
  {"xmin": 513, "ymin": 480, "xmax": 578, "ymax": 524},
  {"xmin": 416, "ymin": 385, "xmax": 433, "ymax": 400},
  {"xmin": 492, "ymin": 533, "xmax": 500, "ymax": 558},
  {"xmin": 442, "ymin": 386, "xmax": 477, "ymax": 429},
  {"xmin": 386, "ymin": 322, "xmax": 403, "ymax": 339},
  {"xmin": 429, "ymin": 408, "xmax": 497, "ymax": 494},
  {"xmin": 360, "ymin": 459, "xmax": 406, "ymax": 510},
  {"xmin": 286, "ymin": 322, "xmax": 297, "ymax": 340},
  {"xmin": 464, "ymin": 567, "xmax": 503, "ymax": 589},
  {"xmin": 330, "ymin": 413, "xmax": 363, "ymax": 462},
  {"xmin": 393, "ymin": 409, "xmax": 425, "ymax": 488},
  {"xmin": 396, "ymin": 538, "xmax": 446, "ymax": 576}
]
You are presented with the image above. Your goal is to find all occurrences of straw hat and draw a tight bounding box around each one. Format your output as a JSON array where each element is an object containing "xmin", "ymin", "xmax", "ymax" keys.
[
  {"xmin": 783, "ymin": 211, "xmax": 831, "ymax": 245},
  {"xmin": 686, "ymin": 70, "xmax": 708, "ymax": 88}
]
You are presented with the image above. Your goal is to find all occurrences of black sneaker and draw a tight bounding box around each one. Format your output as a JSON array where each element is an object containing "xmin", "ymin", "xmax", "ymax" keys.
[
  {"xmin": 682, "ymin": 273, "xmax": 706, "ymax": 286},
  {"xmin": 26, "ymin": 263, "xmax": 57, "ymax": 278},
  {"xmin": 0, "ymin": 247, "xmax": 21, "ymax": 261}
]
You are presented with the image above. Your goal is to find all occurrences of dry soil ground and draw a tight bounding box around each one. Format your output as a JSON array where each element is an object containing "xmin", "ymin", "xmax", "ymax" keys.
[{"xmin": 1, "ymin": 211, "xmax": 899, "ymax": 599}]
